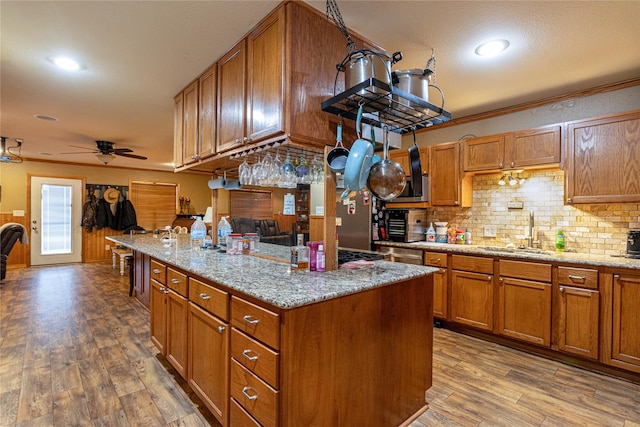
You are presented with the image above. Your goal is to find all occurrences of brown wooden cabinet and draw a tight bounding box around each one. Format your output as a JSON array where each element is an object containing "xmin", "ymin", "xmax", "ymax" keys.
[
  {"xmin": 450, "ymin": 255, "xmax": 494, "ymax": 331},
  {"xmin": 566, "ymin": 110, "xmax": 640, "ymax": 204},
  {"xmin": 133, "ymin": 251, "xmax": 150, "ymax": 308},
  {"xmin": 217, "ymin": 40, "xmax": 247, "ymax": 154},
  {"xmin": 173, "ymin": 93, "xmax": 184, "ymax": 168},
  {"xmin": 182, "ymin": 79, "xmax": 200, "ymax": 166},
  {"xmin": 609, "ymin": 273, "xmax": 640, "ymax": 372},
  {"xmin": 424, "ymin": 251, "xmax": 447, "ymax": 319},
  {"xmin": 198, "ymin": 64, "xmax": 217, "ymax": 161},
  {"xmin": 150, "ymin": 278, "xmax": 167, "ymax": 353},
  {"xmin": 388, "ymin": 149, "xmax": 410, "ymax": 176},
  {"xmin": 497, "ymin": 260, "xmax": 552, "ymax": 347},
  {"xmin": 188, "ymin": 277, "xmax": 229, "ymax": 426},
  {"xmin": 462, "ymin": 125, "xmax": 561, "ymax": 172},
  {"xmin": 555, "ymin": 266, "xmax": 600, "ymax": 360},
  {"xmin": 430, "ymin": 141, "xmax": 472, "ymax": 207},
  {"xmin": 295, "ymin": 184, "xmax": 310, "ymax": 236}
]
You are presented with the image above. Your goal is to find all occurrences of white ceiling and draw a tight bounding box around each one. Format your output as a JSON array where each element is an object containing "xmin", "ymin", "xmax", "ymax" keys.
[{"xmin": 1, "ymin": 1, "xmax": 639, "ymax": 171}]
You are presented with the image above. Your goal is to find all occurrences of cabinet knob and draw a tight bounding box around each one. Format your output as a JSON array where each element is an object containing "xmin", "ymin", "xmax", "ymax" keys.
[
  {"xmin": 454, "ymin": 201, "xmax": 459, "ymax": 206},
  {"xmin": 217, "ymin": 326, "xmax": 225, "ymax": 334},
  {"xmin": 439, "ymin": 268, "xmax": 446, "ymax": 274},
  {"xmin": 498, "ymin": 162, "xmax": 503, "ymax": 168},
  {"xmin": 243, "ymin": 137, "xmax": 250, "ymax": 143},
  {"xmin": 559, "ymin": 287, "xmax": 565, "ymax": 292},
  {"xmin": 242, "ymin": 386, "xmax": 259, "ymax": 401},
  {"xmin": 487, "ymin": 275, "xmax": 493, "ymax": 282},
  {"xmin": 510, "ymin": 161, "xmax": 515, "ymax": 168},
  {"xmin": 159, "ymin": 286, "xmax": 166, "ymax": 292},
  {"xmin": 235, "ymin": 138, "xmax": 241, "ymax": 144},
  {"xmin": 567, "ymin": 198, "xmax": 573, "ymax": 204},
  {"xmin": 499, "ymin": 277, "xmax": 503, "ymax": 283},
  {"xmin": 243, "ymin": 315, "xmax": 260, "ymax": 325},
  {"xmin": 198, "ymin": 293, "xmax": 211, "ymax": 300},
  {"xmin": 242, "ymin": 349, "xmax": 259, "ymax": 361}
]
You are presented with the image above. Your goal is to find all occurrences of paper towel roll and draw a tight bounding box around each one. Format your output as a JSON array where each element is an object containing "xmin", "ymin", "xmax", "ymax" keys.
[
  {"xmin": 223, "ymin": 179, "xmax": 243, "ymax": 190},
  {"xmin": 208, "ymin": 178, "xmax": 227, "ymax": 189}
]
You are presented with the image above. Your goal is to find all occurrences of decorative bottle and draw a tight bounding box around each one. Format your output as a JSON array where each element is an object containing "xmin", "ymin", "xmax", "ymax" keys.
[{"xmin": 291, "ymin": 234, "xmax": 309, "ymax": 270}]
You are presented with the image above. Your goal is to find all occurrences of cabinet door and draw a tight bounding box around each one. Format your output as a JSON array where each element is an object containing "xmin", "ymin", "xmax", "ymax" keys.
[
  {"xmin": 166, "ymin": 290, "xmax": 189, "ymax": 378},
  {"xmin": 419, "ymin": 146, "xmax": 429, "ymax": 175},
  {"xmin": 246, "ymin": 8, "xmax": 284, "ymax": 143},
  {"xmin": 432, "ymin": 268, "xmax": 448, "ymax": 319},
  {"xmin": 462, "ymin": 134, "xmax": 505, "ymax": 172},
  {"xmin": 173, "ymin": 93, "xmax": 184, "ymax": 169},
  {"xmin": 612, "ymin": 274, "xmax": 640, "ymax": 368},
  {"xmin": 188, "ymin": 303, "xmax": 229, "ymax": 425},
  {"xmin": 182, "ymin": 79, "xmax": 199, "ymax": 165},
  {"xmin": 557, "ymin": 285, "xmax": 599, "ymax": 359},
  {"xmin": 497, "ymin": 277, "xmax": 551, "ymax": 346},
  {"xmin": 217, "ymin": 39, "xmax": 247, "ymax": 153},
  {"xmin": 133, "ymin": 252, "xmax": 150, "ymax": 308},
  {"xmin": 507, "ymin": 124, "xmax": 561, "ymax": 169},
  {"xmin": 198, "ymin": 64, "xmax": 217, "ymax": 160},
  {"xmin": 430, "ymin": 142, "xmax": 471, "ymax": 206},
  {"xmin": 566, "ymin": 111, "xmax": 640, "ymax": 204},
  {"xmin": 388, "ymin": 150, "xmax": 411, "ymax": 176},
  {"xmin": 150, "ymin": 279, "xmax": 167, "ymax": 353},
  {"xmin": 451, "ymin": 270, "xmax": 494, "ymax": 331}
]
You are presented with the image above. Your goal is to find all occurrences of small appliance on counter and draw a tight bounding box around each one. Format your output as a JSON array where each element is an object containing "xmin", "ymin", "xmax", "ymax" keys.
[
  {"xmin": 386, "ymin": 209, "xmax": 427, "ymax": 242},
  {"xmin": 627, "ymin": 230, "xmax": 640, "ymax": 259}
]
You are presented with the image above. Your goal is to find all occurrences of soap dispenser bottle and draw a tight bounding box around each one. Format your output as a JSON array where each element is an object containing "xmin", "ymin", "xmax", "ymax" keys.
[{"xmin": 426, "ymin": 223, "xmax": 436, "ymax": 242}]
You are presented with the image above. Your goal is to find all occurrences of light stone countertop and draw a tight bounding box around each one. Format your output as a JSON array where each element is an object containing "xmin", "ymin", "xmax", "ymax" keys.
[
  {"xmin": 107, "ymin": 234, "xmax": 436, "ymax": 309},
  {"xmin": 377, "ymin": 241, "xmax": 640, "ymax": 270}
]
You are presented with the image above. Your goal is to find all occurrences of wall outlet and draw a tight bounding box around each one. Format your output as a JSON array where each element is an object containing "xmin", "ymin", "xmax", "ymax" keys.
[
  {"xmin": 13, "ymin": 210, "xmax": 25, "ymax": 217},
  {"xmin": 483, "ymin": 225, "xmax": 497, "ymax": 237},
  {"xmin": 105, "ymin": 244, "xmax": 110, "ymax": 251},
  {"xmin": 508, "ymin": 201, "xmax": 524, "ymax": 209}
]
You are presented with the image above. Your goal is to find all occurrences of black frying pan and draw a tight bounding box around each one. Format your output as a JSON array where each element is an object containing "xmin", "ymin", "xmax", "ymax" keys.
[{"xmin": 408, "ymin": 128, "xmax": 422, "ymax": 196}]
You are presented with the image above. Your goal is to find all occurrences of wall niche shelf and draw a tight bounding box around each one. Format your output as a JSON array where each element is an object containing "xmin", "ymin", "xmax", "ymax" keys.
[{"xmin": 321, "ymin": 78, "xmax": 452, "ymax": 134}]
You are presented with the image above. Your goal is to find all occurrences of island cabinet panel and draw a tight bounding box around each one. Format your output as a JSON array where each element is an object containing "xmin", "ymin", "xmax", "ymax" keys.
[
  {"xmin": 166, "ymin": 290, "xmax": 188, "ymax": 378},
  {"xmin": 230, "ymin": 398, "xmax": 261, "ymax": 427},
  {"xmin": 133, "ymin": 251, "xmax": 150, "ymax": 308},
  {"xmin": 231, "ymin": 296, "xmax": 280, "ymax": 350},
  {"xmin": 150, "ymin": 279, "xmax": 167, "ymax": 353},
  {"xmin": 188, "ymin": 302, "xmax": 229, "ymax": 425},
  {"xmin": 424, "ymin": 251, "xmax": 448, "ymax": 319},
  {"xmin": 231, "ymin": 328, "xmax": 279, "ymax": 389},
  {"xmin": 610, "ymin": 273, "xmax": 640, "ymax": 372},
  {"xmin": 279, "ymin": 276, "xmax": 433, "ymax": 427},
  {"xmin": 246, "ymin": 7, "xmax": 284, "ymax": 143},
  {"xmin": 217, "ymin": 39, "xmax": 247, "ymax": 154},
  {"xmin": 566, "ymin": 110, "xmax": 640, "ymax": 204}
]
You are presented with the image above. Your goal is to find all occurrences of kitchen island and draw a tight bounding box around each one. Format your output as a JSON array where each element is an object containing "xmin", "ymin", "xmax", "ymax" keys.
[{"xmin": 108, "ymin": 234, "xmax": 437, "ymax": 427}]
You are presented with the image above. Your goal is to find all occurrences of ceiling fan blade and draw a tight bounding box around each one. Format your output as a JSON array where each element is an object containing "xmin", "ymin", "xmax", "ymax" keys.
[
  {"xmin": 60, "ymin": 150, "xmax": 98, "ymax": 154},
  {"xmin": 112, "ymin": 148, "xmax": 134, "ymax": 153},
  {"xmin": 115, "ymin": 152, "xmax": 147, "ymax": 160}
]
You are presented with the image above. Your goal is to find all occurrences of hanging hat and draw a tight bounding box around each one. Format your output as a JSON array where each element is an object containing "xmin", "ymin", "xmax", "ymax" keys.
[{"xmin": 103, "ymin": 188, "xmax": 120, "ymax": 204}]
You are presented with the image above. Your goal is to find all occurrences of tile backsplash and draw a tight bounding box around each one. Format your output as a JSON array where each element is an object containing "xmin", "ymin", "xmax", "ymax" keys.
[{"xmin": 427, "ymin": 169, "xmax": 640, "ymax": 255}]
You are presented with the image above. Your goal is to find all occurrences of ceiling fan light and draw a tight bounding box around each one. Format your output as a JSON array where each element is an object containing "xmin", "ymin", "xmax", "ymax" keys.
[{"xmin": 96, "ymin": 153, "xmax": 115, "ymax": 164}]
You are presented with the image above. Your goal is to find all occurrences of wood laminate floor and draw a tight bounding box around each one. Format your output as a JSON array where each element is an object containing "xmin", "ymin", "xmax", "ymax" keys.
[{"xmin": 1, "ymin": 263, "xmax": 640, "ymax": 426}]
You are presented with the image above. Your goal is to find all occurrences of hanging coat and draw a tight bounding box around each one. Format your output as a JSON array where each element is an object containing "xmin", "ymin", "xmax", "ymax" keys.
[
  {"xmin": 95, "ymin": 198, "xmax": 114, "ymax": 230},
  {"xmin": 81, "ymin": 195, "xmax": 98, "ymax": 232},
  {"xmin": 113, "ymin": 199, "xmax": 138, "ymax": 230}
]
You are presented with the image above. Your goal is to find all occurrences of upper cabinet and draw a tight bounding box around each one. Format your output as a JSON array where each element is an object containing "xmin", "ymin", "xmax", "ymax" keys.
[
  {"xmin": 387, "ymin": 146, "xmax": 429, "ymax": 178},
  {"xmin": 566, "ymin": 110, "xmax": 640, "ymax": 204},
  {"xmin": 175, "ymin": 2, "xmax": 362, "ymax": 172},
  {"xmin": 182, "ymin": 79, "xmax": 200, "ymax": 166},
  {"xmin": 173, "ymin": 93, "xmax": 184, "ymax": 169},
  {"xmin": 198, "ymin": 65, "xmax": 217, "ymax": 162},
  {"xmin": 430, "ymin": 142, "xmax": 472, "ymax": 207},
  {"xmin": 462, "ymin": 125, "xmax": 561, "ymax": 173}
]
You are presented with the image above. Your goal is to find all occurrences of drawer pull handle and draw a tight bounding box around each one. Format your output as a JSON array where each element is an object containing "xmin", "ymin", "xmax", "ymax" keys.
[
  {"xmin": 438, "ymin": 268, "xmax": 446, "ymax": 274},
  {"xmin": 171, "ymin": 278, "xmax": 181, "ymax": 284},
  {"xmin": 159, "ymin": 286, "xmax": 165, "ymax": 291},
  {"xmin": 568, "ymin": 275, "xmax": 586, "ymax": 282},
  {"xmin": 153, "ymin": 269, "xmax": 161, "ymax": 274},
  {"xmin": 242, "ymin": 386, "xmax": 258, "ymax": 400},
  {"xmin": 559, "ymin": 287, "xmax": 565, "ymax": 293},
  {"xmin": 430, "ymin": 258, "xmax": 441, "ymax": 264},
  {"xmin": 198, "ymin": 293, "xmax": 211, "ymax": 300},
  {"xmin": 217, "ymin": 326, "xmax": 225, "ymax": 333},
  {"xmin": 242, "ymin": 349, "xmax": 259, "ymax": 361},
  {"xmin": 243, "ymin": 315, "xmax": 260, "ymax": 325}
]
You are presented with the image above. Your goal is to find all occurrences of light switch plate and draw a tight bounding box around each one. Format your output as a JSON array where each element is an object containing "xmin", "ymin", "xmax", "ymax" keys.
[
  {"xmin": 484, "ymin": 225, "xmax": 497, "ymax": 237},
  {"xmin": 13, "ymin": 210, "xmax": 25, "ymax": 216},
  {"xmin": 508, "ymin": 201, "xmax": 524, "ymax": 209}
]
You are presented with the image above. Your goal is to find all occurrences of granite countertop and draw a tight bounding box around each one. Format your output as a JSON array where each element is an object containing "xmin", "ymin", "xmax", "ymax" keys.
[
  {"xmin": 377, "ymin": 241, "xmax": 640, "ymax": 270},
  {"xmin": 107, "ymin": 234, "xmax": 436, "ymax": 309}
]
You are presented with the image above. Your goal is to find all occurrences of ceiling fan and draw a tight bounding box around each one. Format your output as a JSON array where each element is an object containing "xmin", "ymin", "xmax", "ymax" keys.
[{"xmin": 62, "ymin": 140, "xmax": 148, "ymax": 164}]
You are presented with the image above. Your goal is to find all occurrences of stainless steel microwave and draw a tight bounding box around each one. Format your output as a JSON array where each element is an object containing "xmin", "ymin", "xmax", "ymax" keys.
[{"xmin": 394, "ymin": 174, "xmax": 429, "ymax": 202}]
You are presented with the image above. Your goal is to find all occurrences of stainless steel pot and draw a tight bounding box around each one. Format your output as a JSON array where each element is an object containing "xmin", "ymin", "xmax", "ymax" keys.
[
  {"xmin": 367, "ymin": 127, "xmax": 406, "ymax": 201},
  {"xmin": 392, "ymin": 68, "xmax": 433, "ymax": 112},
  {"xmin": 345, "ymin": 49, "xmax": 402, "ymax": 94}
]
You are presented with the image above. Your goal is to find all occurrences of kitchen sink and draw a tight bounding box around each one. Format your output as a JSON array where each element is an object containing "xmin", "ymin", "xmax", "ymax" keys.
[{"xmin": 481, "ymin": 246, "xmax": 553, "ymax": 255}]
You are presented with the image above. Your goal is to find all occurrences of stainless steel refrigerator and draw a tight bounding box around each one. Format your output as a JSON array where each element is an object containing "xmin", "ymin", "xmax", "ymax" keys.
[{"xmin": 335, "ymin": 190, "xmax": 385, "ymax": 251}]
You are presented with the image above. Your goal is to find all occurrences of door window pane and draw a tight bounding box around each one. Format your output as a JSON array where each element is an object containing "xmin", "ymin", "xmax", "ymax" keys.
[{"xmin": 41, "ymin": 184, "xmax": 72, "ymax": 254}]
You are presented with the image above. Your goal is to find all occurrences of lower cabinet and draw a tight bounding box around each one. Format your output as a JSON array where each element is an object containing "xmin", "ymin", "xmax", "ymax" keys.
[
  {"xmin": 556, "ymin": 266, "xmax": 599, "ymax": 359},
  {"xmin": 497, "ymin": 260, "xmax": 552, "ymax": 347},
  {"xmin": 424, "ymin": 251, "xmax": 448, "ymax": 319},
  {"xmin": 450, "ymin": 255, "xmax": 494, "ymax": 331},
  {"xmin": 150, "ymin": 278, "xmax": 167, "ymax": 353},
  {"xmin": 609, "ymin": 273, "xmax": 640, "ymax": 371},
  {"xmin": 166, "ymin": 289, "xmax": 188, "ymax": 378},
  {"xmin": 133, "ymin": 251, "xmax": 150, "ymax": 308}
]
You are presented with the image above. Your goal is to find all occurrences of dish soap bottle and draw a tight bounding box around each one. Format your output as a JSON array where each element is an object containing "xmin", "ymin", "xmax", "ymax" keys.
[
  {"xmin": 190, "ymin": 216, "xmax": 206, "ymax": 250},
  {"xmin": 291, "ymin": 234, "xmax": 309, "ymax": 270},
  {"xmin": 555, "ymin": 229, "xmax": 565, "ymax": 252},
  {"xmin": 426, "ymin": 223, "xmax": 436, "ymax": 242}
]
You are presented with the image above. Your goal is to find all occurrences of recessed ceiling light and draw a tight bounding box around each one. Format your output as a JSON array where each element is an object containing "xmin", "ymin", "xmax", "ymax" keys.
[
  {"xmin": 34, "ymin": 114, "xmax": 59, "ymax": 122},
  {"xmin": 49, "ymin": 56, "xmax": 82, "ymax": 71},
  {"xmin": 475, "ymin": 39, "xmax": 510, "ymax": 57}
]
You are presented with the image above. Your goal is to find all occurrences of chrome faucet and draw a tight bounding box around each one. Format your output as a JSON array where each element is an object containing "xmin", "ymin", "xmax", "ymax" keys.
[{"xmin": 527, "ymin": 211, "xmax": 539, "ymax": 248}]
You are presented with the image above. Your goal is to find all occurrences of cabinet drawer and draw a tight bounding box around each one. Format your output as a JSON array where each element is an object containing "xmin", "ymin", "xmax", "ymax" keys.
[
  {"xmin": 167, "ymin": 268, "xmax": 188, "ymax": 297},
  {"xmin": 230, "ymin": 398, "xmax": 261, "ymax": 427},
  {"xmin": 452, "ymin": 255, "xmax": 493, "ymax": 274},
  {"xmin": 231, "ymin": 359, "xmax": 278, "ymax": 427},
  {"xmin": 424, "ymin": 251, "xmax": 447, "ymax": 267},
  {"xmin": 500, "ymin": 260, "xmax": 551, "ymax": 282},
  {"xmin": 189, "ymin": 277, "xmax": 229, "ymax": 321},
  {"xmin": 232, "ymin": 328, "xmax": 279, "ymax": 389},
  {"xmin": 557, "ymin": 266, "xmax": 598, "ymax": 290},
  {"xmin": 232, "ymin": 296, "xmax": 280, "ymax": 350},
  {"xmin": 150, "ymin": 259, "xmax": 166, "ymax": 284}
]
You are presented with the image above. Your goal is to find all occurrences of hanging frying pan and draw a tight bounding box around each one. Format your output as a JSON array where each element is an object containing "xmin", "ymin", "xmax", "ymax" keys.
[{"xmin": 408, "ymin": 127, "xmax": 422, "ymax": 196}]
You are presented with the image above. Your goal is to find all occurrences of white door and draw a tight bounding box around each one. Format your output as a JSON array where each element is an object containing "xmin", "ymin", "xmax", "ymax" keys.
[{"xmin": 30, "ymin": 176, "xmax": 83, "ymax": 265}]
